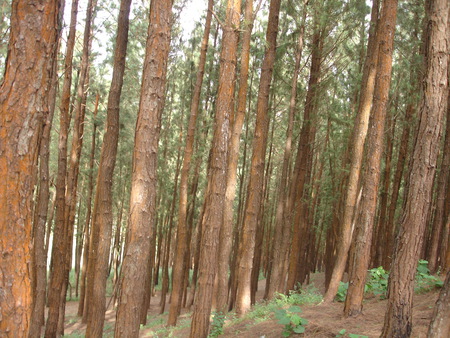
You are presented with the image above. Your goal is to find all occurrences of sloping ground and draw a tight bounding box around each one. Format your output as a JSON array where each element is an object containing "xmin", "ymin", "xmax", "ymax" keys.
[{"xmin": 63, "ymin": 272, "xmax": 441, "ymax": 337}]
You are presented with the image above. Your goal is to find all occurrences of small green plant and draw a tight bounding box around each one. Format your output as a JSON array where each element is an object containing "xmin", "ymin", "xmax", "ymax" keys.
[
  {"xmin": 365, "ymin": 266, "xmax": 389, "ymax": 298},
  {"xmin": 336, "ymin": 329, "xmax": 368, "ymax": 338},
  {"xmin": 274, "ymin": 305, "xmax": 308, "ymax": 337},
  {"xmin": 335, "ymin": 282, "xmax": 348, "ymax": 302},
  {"xmin": 415, "ymin": 260, "xmax": 444, "ymax": 293},
  {"xmin": 208, "ymin": 311, "xmax": 226, "ymax": 337}
]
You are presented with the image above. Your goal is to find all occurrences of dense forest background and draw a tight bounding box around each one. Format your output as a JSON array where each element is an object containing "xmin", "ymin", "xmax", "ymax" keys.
[{"xmin": 0, "ymin": 0, "xmax": 448, "ymax": 337}]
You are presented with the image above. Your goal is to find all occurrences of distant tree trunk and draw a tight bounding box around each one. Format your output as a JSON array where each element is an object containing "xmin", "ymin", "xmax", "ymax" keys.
[
  {"xmin": 77, "ymin": 93, "xmax": 99, "ymax": 317},
  {"xmin": 381, "ymin": 0, "xmax": 448, "ymax": 335},
  {"xmin": 344, "ymin": 0, "xmax": 398, "ymax": 316},
  {"xmin": 114, "ymin": 0, "xmax": 172, "ymax": 336},
  {"xmin": 168, "ymin": 0, "xmax": 213, "ymax": 325},
  {"xmin": 217, "ymin": 0, "xmax": 255, "ymax": 313},
  {"xmin": 322, "ymin": 0, "xmax": 380, "ymax": 303},
  {"xmin": 45, "ymin": 1, "xmax": 79, "ymax": 336},
  {"xmin": 428, "ymin": 271, "xmax": 450, "ymax": 337},
  {"xmin": 0, "ymin": 1, "xmax": 59, "ymax": 336},
  {"xmin": 189, "ymin": 0, "xmax": 240, "ymax": 335},
  {"xmin": 235, "ymin": 0, "xmax": 281, "ymax": 317},
  {"xmin": 266, "ymin": 0, "xmax": 307, "ymax": 300},
  {"xmin": 85, "ymin": 0, "xmax": 132, "ymax": 336}
]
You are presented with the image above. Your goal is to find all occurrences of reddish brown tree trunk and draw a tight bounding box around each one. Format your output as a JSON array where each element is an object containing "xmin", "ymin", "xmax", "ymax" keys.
[
  {"xmin": 114, "ymin": 0, "xmax": 173, "ymax": 336},
  {"xmin": 0, "ymin": 1, "xmax": 59, "ymax": 336},
  {"xmin": 381, "ymin": 0, "xmax": 448, "ymax": 335},
  {"xmin": 428, "ymin": 271, "xmax": 450, "ymax": 337}
]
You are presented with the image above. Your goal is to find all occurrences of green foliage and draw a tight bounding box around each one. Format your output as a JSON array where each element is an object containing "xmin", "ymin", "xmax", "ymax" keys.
[
  {"xmin": 208, "ymin": 311, "xmax": 226, "ymax": 338},
  {"xmin": 274, "ymin": 306, "xmax": 308, "ymax": 337},
  {"xmin": 335, "ymin": 282, "xmax": 348, "ymax": 302},
  {"xmin": 415, "ymin": 260, "xmax": 444, "ymax": 293},
  {"xmin": 336, "ymin": 329, "xmax": 368, "ymax": 338},
  {"xmin": 274, "ymin": 284, "xmax": 323, "ymax": 306},
  {"xmin": 365, "ymin": 266, "xmax": 389, "ymax": 298}
]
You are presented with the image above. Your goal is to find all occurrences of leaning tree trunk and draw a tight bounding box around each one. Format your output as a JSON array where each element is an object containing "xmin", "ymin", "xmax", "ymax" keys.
[
  {"xmin": 427, "ymin": 271, "xmax": 450, "ymax": 337},
  {"xmin": 235, "ymin": 0, "xmax": 281, "ymax": 317},
  {"xmin": 381, "ymin": 0, "xmax": 448, "ymax": 335},
  {"xmin": 85, "ymin": 0, "xmax": 132, "ymax": 335},
  {"xmin": 114, "ymin": 0, "xmax": 173, "ymax": 336},
  {"xmin": 0, "ymin": 0, "xmax": 59, "ymax": 336},
  {"xmin": 344, "ymin": 0, "xmax": 398, "ymax": 316}
]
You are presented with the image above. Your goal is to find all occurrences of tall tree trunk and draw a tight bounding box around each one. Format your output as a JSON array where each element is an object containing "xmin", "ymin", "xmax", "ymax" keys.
[
  {"xmin": 266, "ymin": 0, "xmax": 307, "ymax": 300},
  {"xmin": 344, "ymin": 0, "xmax": 398, "ymax": 316},
  {"xmin": 322, "ymin": 0, "xmax": 380, "ymax": 303},
  {"xmin": 45, "ymin": 0, "xmax": 79, "ymax": 335},
  {"xmin": 114, "ymin": 0, "xmax": 173, "ymax": 336},
  {"xmin": 85, "ymin": 0, "xmax": 132, "ymax": 335},
  {"xmin": 77, "ymin": 93, "xmax": 99, "ymax": 317},
  {"xmin": 0, "ymin": 1, "xmax": 59, "ymax": 335},
  {"xmin": 381, "ymin": 0, "xmax": 448, "ymax": 335},
  {"xmin": 235, "ymin": 0, "xmax": 281, "ymax": 316},
  {"xmin": 168, "ymin": 0, "xmax": 213, "ymax": 325},
  {"xmin": 217, "ymin": 0, "xmax": 255, "ymax": 313},
  {"xmin": 189, "ymin": 0, "xmax": 240, "ymax": 335}
]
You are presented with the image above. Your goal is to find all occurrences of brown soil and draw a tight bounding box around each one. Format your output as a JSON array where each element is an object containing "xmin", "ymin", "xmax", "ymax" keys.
[{"xmin": 62, "ymin": 273, "xmax": 440, "ymax": 337}]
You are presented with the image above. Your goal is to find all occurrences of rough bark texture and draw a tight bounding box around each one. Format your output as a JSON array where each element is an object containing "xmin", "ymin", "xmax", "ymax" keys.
[
  {"xmin": 323, "ymin": 0, "xmax": 380, "ymax": 303},
  {"xmin": 189, "ymin": 0, "xmax": 240, "ymax": 335},
  {"xmin": 114, "ymin": 0, "xmax": 172, "ymax": 336},
  {"xmin": 85, "ymin": 0, "xmax": 132, "ymax": 335},
  {"xmin": 45, "ymin": 0, "xmax": 79, "ymax": 335},
  {"xmin": 266, "ymin": 1, "xmax": 307, "ymax": 300},
  {"xmin": 168, "ymin": 0, "xmax": 213, "ymax": 325},
  {"xmin": 236, "ymin": 0, "xmax": 281, "ymax": 316},
  {"xmin": 217, "ymin": 0, "xmax": 254, "ymax": 313},
  {"xmin": 344, "ymin": 0, "xmax": 398, "ymax": 316},
  {"xmin": 381, "ymin": 0, "xmax": 448, "ymax": 335},
  {"xmin": 0, "ymin": 0, "xmax": 59, "ymax": 336}
]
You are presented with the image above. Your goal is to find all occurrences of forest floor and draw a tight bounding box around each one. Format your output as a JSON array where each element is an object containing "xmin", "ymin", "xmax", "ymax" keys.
[{"xmin": 62, "ymin": 272, "xmax": 442, "ymax": 337}]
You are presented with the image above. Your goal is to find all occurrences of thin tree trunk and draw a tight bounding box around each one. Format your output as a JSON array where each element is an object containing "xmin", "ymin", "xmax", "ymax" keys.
[
  {"xmin": 115, "ymin": 0, "xmax": 172, "ymax": 336},
  {"xmin": 344, "ymin": 0, "xmax": 398, "ymax": 316},
  {"xmin": 381, "ymin": 0, "xmax": 448, "ymax": 335},
  {"xmin": 428, "ymin": 271, "xmax": 450, "ymax": 337},
  {"xmin": 85, "ymin": 0, "xmax": 132, "ymax": 335},
  {"xmin": 322, "ymin": 0, "xmax": 380, "ymax": 303}
]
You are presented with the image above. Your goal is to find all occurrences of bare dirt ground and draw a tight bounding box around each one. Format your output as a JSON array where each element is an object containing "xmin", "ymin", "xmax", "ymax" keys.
[{"xmin": 63, "ymin": 273, "xmax": 440, "ymax": 337}]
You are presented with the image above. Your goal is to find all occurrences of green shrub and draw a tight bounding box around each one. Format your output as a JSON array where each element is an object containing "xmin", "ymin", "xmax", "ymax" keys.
[{"xmin": 274, "ymin": 306, "xmax": 308, "ymax": 337}]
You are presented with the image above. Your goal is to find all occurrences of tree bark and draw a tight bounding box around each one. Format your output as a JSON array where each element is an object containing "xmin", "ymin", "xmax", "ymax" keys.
[
  {"xmin": 381, "ymin": 0, "xmax": 448, "ymax": 335},
  {"xmin": 428, "ymin": 271, "xmax": 450, "ymax": 337},
  {"xmin": 114, "ymin": 0, "xmax": 172, "ymax": 336},
  {"xmin": 0, "ymin": 0, "xmax": 59, "ymax": 336}
]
